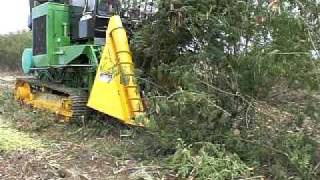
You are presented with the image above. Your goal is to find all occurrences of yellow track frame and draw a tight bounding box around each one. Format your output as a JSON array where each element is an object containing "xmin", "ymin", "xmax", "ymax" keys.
[{"xmin": 15, "ymin": 80, "xmax": 73, "ymax": 121}]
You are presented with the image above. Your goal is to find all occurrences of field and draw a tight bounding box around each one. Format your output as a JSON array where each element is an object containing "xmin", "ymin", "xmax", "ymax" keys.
[{"xmin": 0, "ymin": 73, "xmax": 174, "ymax": 180}]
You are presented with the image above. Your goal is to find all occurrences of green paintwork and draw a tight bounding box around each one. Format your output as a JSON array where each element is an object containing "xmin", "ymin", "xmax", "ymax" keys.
[
  {"xmin": 84, "ymin": 46, "xmax": 101, "ymax": 89},
  {"xmin": 56, "ymin": 45, "xmax": 87, "ymax": 65},
  {"xmin": 56, "ymin": 45, "xmax": 100, "ymax": 66},
  {"xmin": 22, "ymin": 48, "xmax": 33, "ymax": 73},
  {"xmin": 32, "ymin": 2, "xmax": 70, "ymax": 67},
  {"xmin": 32, "ymin": 3, "xmax": 100, "ymax": 68},
  {"xmin": 26, "ymin": 2, "xmax": 103, "ymax": 90},
  {"xmin": 33, "ymin": 54, "xmax": 48, "ymax": 67}
]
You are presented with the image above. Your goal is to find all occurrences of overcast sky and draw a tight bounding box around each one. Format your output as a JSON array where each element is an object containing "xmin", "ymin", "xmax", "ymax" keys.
[{"xmin": 0, "ymin": 0, "xmax": 30, "ymax": 34}]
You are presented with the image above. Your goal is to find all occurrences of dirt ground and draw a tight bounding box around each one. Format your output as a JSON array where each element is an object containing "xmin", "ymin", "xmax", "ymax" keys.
[
  {"xmin": 0, "ymin": 122, "xmax": 129, "ymax": 180},
  {"xmin": 0, "ymin": 72, "xmax": 172, "ymax": 180}
]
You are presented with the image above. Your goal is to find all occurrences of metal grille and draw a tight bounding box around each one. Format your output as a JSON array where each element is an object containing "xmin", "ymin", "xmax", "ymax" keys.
[{"xmin": 33, "ymin": 15, "xmax": 47, "ymax": 55}]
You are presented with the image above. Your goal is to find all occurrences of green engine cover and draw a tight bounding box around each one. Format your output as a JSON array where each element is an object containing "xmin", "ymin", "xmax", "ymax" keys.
[
  {"xmin": 32, "ymin": 2, "xmax": 71, "ymax": 67},
  {"xmin": 22, "ymin": 48, "xmax": 33, "ymax": 73},
  {"xmin": 25, "ymin": 2, "xmax": 100, "ymax": 90}
]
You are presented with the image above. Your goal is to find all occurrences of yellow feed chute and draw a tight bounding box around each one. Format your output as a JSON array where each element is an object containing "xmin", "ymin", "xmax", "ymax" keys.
[{"xmin": 87, "ymin": 16, "xmax": 147, "ymax": 126}]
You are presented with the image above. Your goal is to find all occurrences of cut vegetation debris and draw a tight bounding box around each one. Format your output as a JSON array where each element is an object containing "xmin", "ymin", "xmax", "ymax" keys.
[
  {"xmin": 0, "ymin": 118, "xmax": 44, "ymax": 151},
  {"xmin": 0, "ymin": 84, "xmax": 173, "ymax": 179}
]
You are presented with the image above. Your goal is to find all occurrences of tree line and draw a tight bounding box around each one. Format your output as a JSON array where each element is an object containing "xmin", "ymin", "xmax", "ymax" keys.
[
  {"xmin": 0, "ymin": 31, "xmax": 32, "ymax": 71},
  {"xmin": 131, "ymin": 0, "xmax": 320, "ymax": 179}
]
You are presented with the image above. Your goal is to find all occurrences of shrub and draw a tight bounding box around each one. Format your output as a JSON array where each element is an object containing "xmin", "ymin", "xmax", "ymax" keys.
[{"xmin": 169, "ymin": 140, "xmax": 249, "ymax": 179}]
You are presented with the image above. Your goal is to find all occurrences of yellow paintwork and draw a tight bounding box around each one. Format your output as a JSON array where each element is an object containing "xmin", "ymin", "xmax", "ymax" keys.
[
  {"xmin": 15, "ymin": 81, "xmax": 33, "ymax": 102},
  {"xmin": 87, "ymin": 16, "xmax": 147, "ymax": 126},
  {"xmin": 15, "ymin": 80, "xmax": 73, "ymax": 121}
]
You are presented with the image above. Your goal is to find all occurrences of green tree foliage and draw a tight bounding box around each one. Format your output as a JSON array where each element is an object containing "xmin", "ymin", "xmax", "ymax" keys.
[
  {"xmin": 132, "ymin": 0, "xmax": 320, "ymax": 178},
  {"xmin": 170, "ymin": 140, "xmax": 249, "ymax": 179},
  {"xmin": 0, "ymin": 31, "xmax": 32, "ymax": 71}
]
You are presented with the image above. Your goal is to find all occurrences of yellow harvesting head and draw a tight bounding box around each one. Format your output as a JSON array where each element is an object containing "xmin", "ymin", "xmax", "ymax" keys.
[{"xmin": 87, "ymin": 16, "xmax": 147, "ymax": 126}]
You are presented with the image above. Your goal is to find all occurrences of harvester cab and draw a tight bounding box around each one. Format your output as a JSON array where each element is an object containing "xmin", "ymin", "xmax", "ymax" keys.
[
  {"xmin": 29, "ymin": 0, "xmax": 154, "ymax": 44},
  {"xmin": 16, "ymin": 0, "xmax": 155, "ymax": 126}
]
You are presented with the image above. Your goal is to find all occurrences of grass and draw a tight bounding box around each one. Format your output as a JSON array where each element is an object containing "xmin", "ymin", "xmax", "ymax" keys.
[
  {"xmin": 1, "ymin": 90, "xmax": 45, "ymax": 151},
  {"xmin": 0, "ymin": 119, "xmax": 44, "ymax": 151},
  {"xmin": 0, "ymin": 88, "xmax": 173, "ymax": 179},
  {"xmin": 0, "ymin": 88, "xmax": 146, "ymax": 159}
]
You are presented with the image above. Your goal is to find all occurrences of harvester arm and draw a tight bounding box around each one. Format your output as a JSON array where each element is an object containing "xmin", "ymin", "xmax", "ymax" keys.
[{"xmin": 87, "ymin": 16, "xmax": 146, "ymax": 126}]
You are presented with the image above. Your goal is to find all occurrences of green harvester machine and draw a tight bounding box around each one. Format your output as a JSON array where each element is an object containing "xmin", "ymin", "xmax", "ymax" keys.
[{"xmin": 16, "ymin": 0, "xmax": 155, "ymax": 125}]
